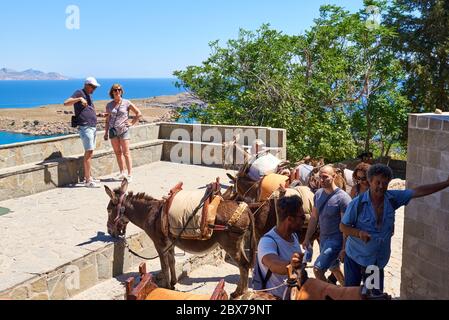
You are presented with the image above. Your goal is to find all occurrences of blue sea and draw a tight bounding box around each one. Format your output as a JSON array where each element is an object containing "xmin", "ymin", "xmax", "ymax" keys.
[
  {"xmin": 0, "ymin": 78, "xmax": 183, "ymax": 109},
  {"xmin": 0, "ymin": 78, "xmax": 186, "ymax": 145}
]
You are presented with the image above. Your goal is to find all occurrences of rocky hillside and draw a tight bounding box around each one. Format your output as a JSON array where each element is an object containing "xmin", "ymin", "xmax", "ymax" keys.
[{"xmin": 0, "ymin": 68, "xmax": 69, "ymax": 80}]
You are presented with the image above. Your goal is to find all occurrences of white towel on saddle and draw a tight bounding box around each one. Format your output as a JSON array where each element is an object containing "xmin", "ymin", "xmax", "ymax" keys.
[{"xmin": 247, "ymin": 153, "xmax": 282, "ymax": 181}]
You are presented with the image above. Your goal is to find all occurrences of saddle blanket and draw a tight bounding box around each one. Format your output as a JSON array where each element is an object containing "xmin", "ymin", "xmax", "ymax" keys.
[
  {"xmin": 271, "ymin": 186, "xmax": 314, "ymax": 222},
  {"xmin": 146, "ymin": 288, "xmax": 211, "ymax": 300},
  {"xmin": 292, "ymin": 186, "xmax": 314, "ymax": 218},
  {"xmin": 295, "ymin": 278, "xmax": 361, "ymax": 300},
  {"xmin": 248, "ymin": 153, "xmax": 282, "ymax": 181},
  {"xmin": 168, "ymin": 189, "xmax": 221, "ymax": 240},
  {"xmin": 259, "ymin": 173, "xmax": 289, "ymax": 201}
]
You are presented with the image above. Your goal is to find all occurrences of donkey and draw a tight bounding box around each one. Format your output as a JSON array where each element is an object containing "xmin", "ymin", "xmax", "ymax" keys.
[
  {"xmin": 222, "ymin": 181, "xmax": 319, "ymax": 245},
  {"xmin": 105, "ymin": 179, "xmax": 256, "ymax": 298}
]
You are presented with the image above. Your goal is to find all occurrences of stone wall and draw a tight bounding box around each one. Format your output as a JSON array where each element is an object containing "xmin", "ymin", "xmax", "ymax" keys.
[
  {"xmin": 158, "ymin": 122, "xmax": 287, "ymax": 165},
  {"xmin": 0, "ymin": 232, "xmax": 224, "ymax": 300},
  {"xmin": 0, "ymin": 124, "xmax": 159, "ymax": 169},
  {"xmin": 401, "ymin": 113, "xmax": 449, "ymax": 299},
  {"xmin": 0, "ymin": 122, "xmax": 287, "ymax": 201},
  {"xmin": 0, "ymin": 141, "xmax": 163, "ymax": 201}
]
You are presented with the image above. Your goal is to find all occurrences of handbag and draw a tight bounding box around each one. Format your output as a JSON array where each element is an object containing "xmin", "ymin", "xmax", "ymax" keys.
[{"xmin": 71, "ymin": 116, "xmax": 78, "ymax": 128}]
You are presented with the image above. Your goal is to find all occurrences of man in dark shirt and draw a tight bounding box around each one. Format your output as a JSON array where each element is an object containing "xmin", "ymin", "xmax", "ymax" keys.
[{"xmin": 64, "ymin": 77, "xmax": 101, "ymax": 187}]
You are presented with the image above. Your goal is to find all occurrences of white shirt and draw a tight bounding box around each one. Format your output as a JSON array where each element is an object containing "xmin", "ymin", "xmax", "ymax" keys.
[{"xmin": 257, "ymin": 228, "xmax": 302, "ymax": 299}]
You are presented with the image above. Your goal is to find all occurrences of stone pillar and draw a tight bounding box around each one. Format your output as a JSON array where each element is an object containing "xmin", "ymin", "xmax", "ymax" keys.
[{"xmin": 401, "ymin": 113, "xmax": 449, "ymax": 299}]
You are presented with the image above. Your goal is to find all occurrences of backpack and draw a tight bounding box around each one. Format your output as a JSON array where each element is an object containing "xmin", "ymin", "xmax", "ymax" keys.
[{"xmin": 252, "ymin": 233, "xmax": 299, "ymax": 290}]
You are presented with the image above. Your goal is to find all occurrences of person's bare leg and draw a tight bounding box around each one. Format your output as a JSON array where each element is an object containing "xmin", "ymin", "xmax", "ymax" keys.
[
  {"xmin": 84, "ymin": 150, "xmax": 93, "ymax": 181},
  {"xmin": 121, "ymin": 139, "xmax": 132, "ymax": 175},
  {"xmin": 111, "ymin": 138, "xmax": 124, "ymax": 173},
  {"xmin": 313, "ymin": 267, "xmax": 327, "ymax": 282},
  {"xmin": 330, "ymin": 266, "xmax": 345, "ymax": 286}
]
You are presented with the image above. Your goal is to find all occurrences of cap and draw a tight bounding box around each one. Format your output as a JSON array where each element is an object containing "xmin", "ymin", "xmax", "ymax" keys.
[{"xmin": 85, "ymin": 77, "xmax": 101, "ymax": 87}]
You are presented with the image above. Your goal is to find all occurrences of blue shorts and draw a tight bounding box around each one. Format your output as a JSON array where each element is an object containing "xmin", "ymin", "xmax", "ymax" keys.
[
  {"xmin": 79, "ymin": 126, "xmax": 97, "ymax": 151},
  {"xmin": 344, "ymin": 254, "xmax": 384, "ymax": 292},
  {"xmin": 314, "ymin": 237, "xmax": 342, "ymax": 271}
]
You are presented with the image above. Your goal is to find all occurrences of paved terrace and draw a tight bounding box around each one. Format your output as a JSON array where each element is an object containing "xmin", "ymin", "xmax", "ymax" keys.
[
  {"xmin": 0, "ymin": 160, "xmax": 405, "ymax": 299},
  {"xmin": 0, "ymin": 161, "xmax": 233, "ymax": 299}
]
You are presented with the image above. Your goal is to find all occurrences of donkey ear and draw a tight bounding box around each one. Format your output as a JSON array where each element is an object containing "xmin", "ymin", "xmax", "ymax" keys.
[
  {"xmin": 227, "ymin": 173, "xmax": 236, "ymax": 182},
  {"xmin": 104, "ymin": 185, "xmax": 116, "ymax": 201},
  {"xmin": 120, "ymin": 178, "xmax": 129, "ymax": 194}
]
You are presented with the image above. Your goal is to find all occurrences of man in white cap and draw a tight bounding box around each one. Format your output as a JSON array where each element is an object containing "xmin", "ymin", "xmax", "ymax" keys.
[{"xmin": 64, "ymin": 77, "xmax": 101, "ymax": 187}]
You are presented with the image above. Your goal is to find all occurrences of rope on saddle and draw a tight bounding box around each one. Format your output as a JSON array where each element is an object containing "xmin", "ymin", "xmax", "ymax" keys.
[{"xmin": 227, "ymin": 202, "xmax": 248, "ymax": 227}]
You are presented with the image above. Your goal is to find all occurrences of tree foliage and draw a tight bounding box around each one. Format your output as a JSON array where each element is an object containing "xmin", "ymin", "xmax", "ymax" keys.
[
  {"xmin": 386, "ymin": 0, "xmax": 449, "ymax": 112},
  {"xmin": 174, "ymin": 1, "xmax": 413, "ymax": 162}
]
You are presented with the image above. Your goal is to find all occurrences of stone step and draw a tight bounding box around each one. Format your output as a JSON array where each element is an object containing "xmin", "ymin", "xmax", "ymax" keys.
[
  {"xmin": 0, "ymin": 123, "xmax": 160, "ymax": 170},
  {"xmin": 70, "ymin": 248, "xmax": 225, "ymax": 300},
  {"xmin": 0, "ymin": 140, "xmax": 163, "ymax": 201}
]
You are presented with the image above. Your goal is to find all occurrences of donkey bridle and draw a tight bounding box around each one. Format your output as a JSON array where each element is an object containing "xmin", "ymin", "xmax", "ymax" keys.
[{"xmin": 109, "ymin": 192, "xmax": 128, "ymax": 237}]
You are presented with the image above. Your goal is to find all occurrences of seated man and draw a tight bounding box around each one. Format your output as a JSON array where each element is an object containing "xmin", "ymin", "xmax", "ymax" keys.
[{"xmin": 254, "ymin": 195, "xmax": 304, "ymax": 299}]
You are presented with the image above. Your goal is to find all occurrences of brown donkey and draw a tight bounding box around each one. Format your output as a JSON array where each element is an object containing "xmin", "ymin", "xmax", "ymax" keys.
[
  {"xmin": 222, "ymin": 179, "xmax": 319, "ymax": 245},
  {"xmin": 105, "ymin": 179, "xmax": 256, "ymax": 298}
]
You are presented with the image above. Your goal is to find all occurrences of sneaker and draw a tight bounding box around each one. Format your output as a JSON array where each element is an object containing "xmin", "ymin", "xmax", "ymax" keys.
[
  {"xmin": 126, "ymin": 175, "xmax": 133, "ymax": 183},
  {"xmin": 84, "ymin": 180, "xmax": 100, "ymax": 188},
  {"xmin": 114, "ymin": 172, "xmax": 126, "ymax": 181},
  {"xmin": 90, "ymin": 177, "xmax": 101, "ymax": 183}
]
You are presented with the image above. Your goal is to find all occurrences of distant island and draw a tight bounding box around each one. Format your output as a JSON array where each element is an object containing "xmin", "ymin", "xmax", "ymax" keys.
[{"xmin": 0, "ymin": 68, "xmax": 69, "ymax": 80}]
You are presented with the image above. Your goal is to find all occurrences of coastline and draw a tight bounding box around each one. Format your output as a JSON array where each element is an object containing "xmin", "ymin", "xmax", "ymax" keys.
[{"xmin": 0, "ymin": 93, "xmax": 203, "ymax": 136}]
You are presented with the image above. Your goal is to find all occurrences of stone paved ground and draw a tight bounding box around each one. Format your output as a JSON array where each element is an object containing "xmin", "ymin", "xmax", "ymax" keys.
[
  {"xmin": 0, "ymin": 160, "xmax": 405, "ymax": 298},
  {"xmin": 73, "ymin": 207, "xmax": 405, "ymax": 300},
  {"xmin": 0, "ymin": 162, "xmax": 233, "ymax": 293}
]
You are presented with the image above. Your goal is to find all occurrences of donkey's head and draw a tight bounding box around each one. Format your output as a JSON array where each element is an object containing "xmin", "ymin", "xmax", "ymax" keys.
[
  {"xmin": 104, "ymin": 179, "xmax": 129, "ymax": 238},
  {"xmin": 225, "ymin": 172, "xmax": 259, "ymax": 202}
]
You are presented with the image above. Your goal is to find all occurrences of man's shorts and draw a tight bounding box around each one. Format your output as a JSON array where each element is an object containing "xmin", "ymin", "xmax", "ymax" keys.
[
  {"xmin": 314, "ymin": 236, "xmax": 342, "ymax": 271},
  {"xmin": 79, "ymin": 126, "xmax": 97, "ymax": 151}
]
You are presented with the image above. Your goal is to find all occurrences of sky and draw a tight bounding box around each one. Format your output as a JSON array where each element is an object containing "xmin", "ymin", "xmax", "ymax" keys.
[{"xmin": 0, "ymin": 0, "xmax": 365, "ymax": 78}]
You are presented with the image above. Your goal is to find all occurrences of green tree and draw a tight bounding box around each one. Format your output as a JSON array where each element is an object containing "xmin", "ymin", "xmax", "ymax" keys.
[
  {"xmin": 386, "ymin": 0, "xmax": 449, "ymax": 112},
  {"xmin": 174, "ymin": 2, "xmax": 409, "ymax": 162}
]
